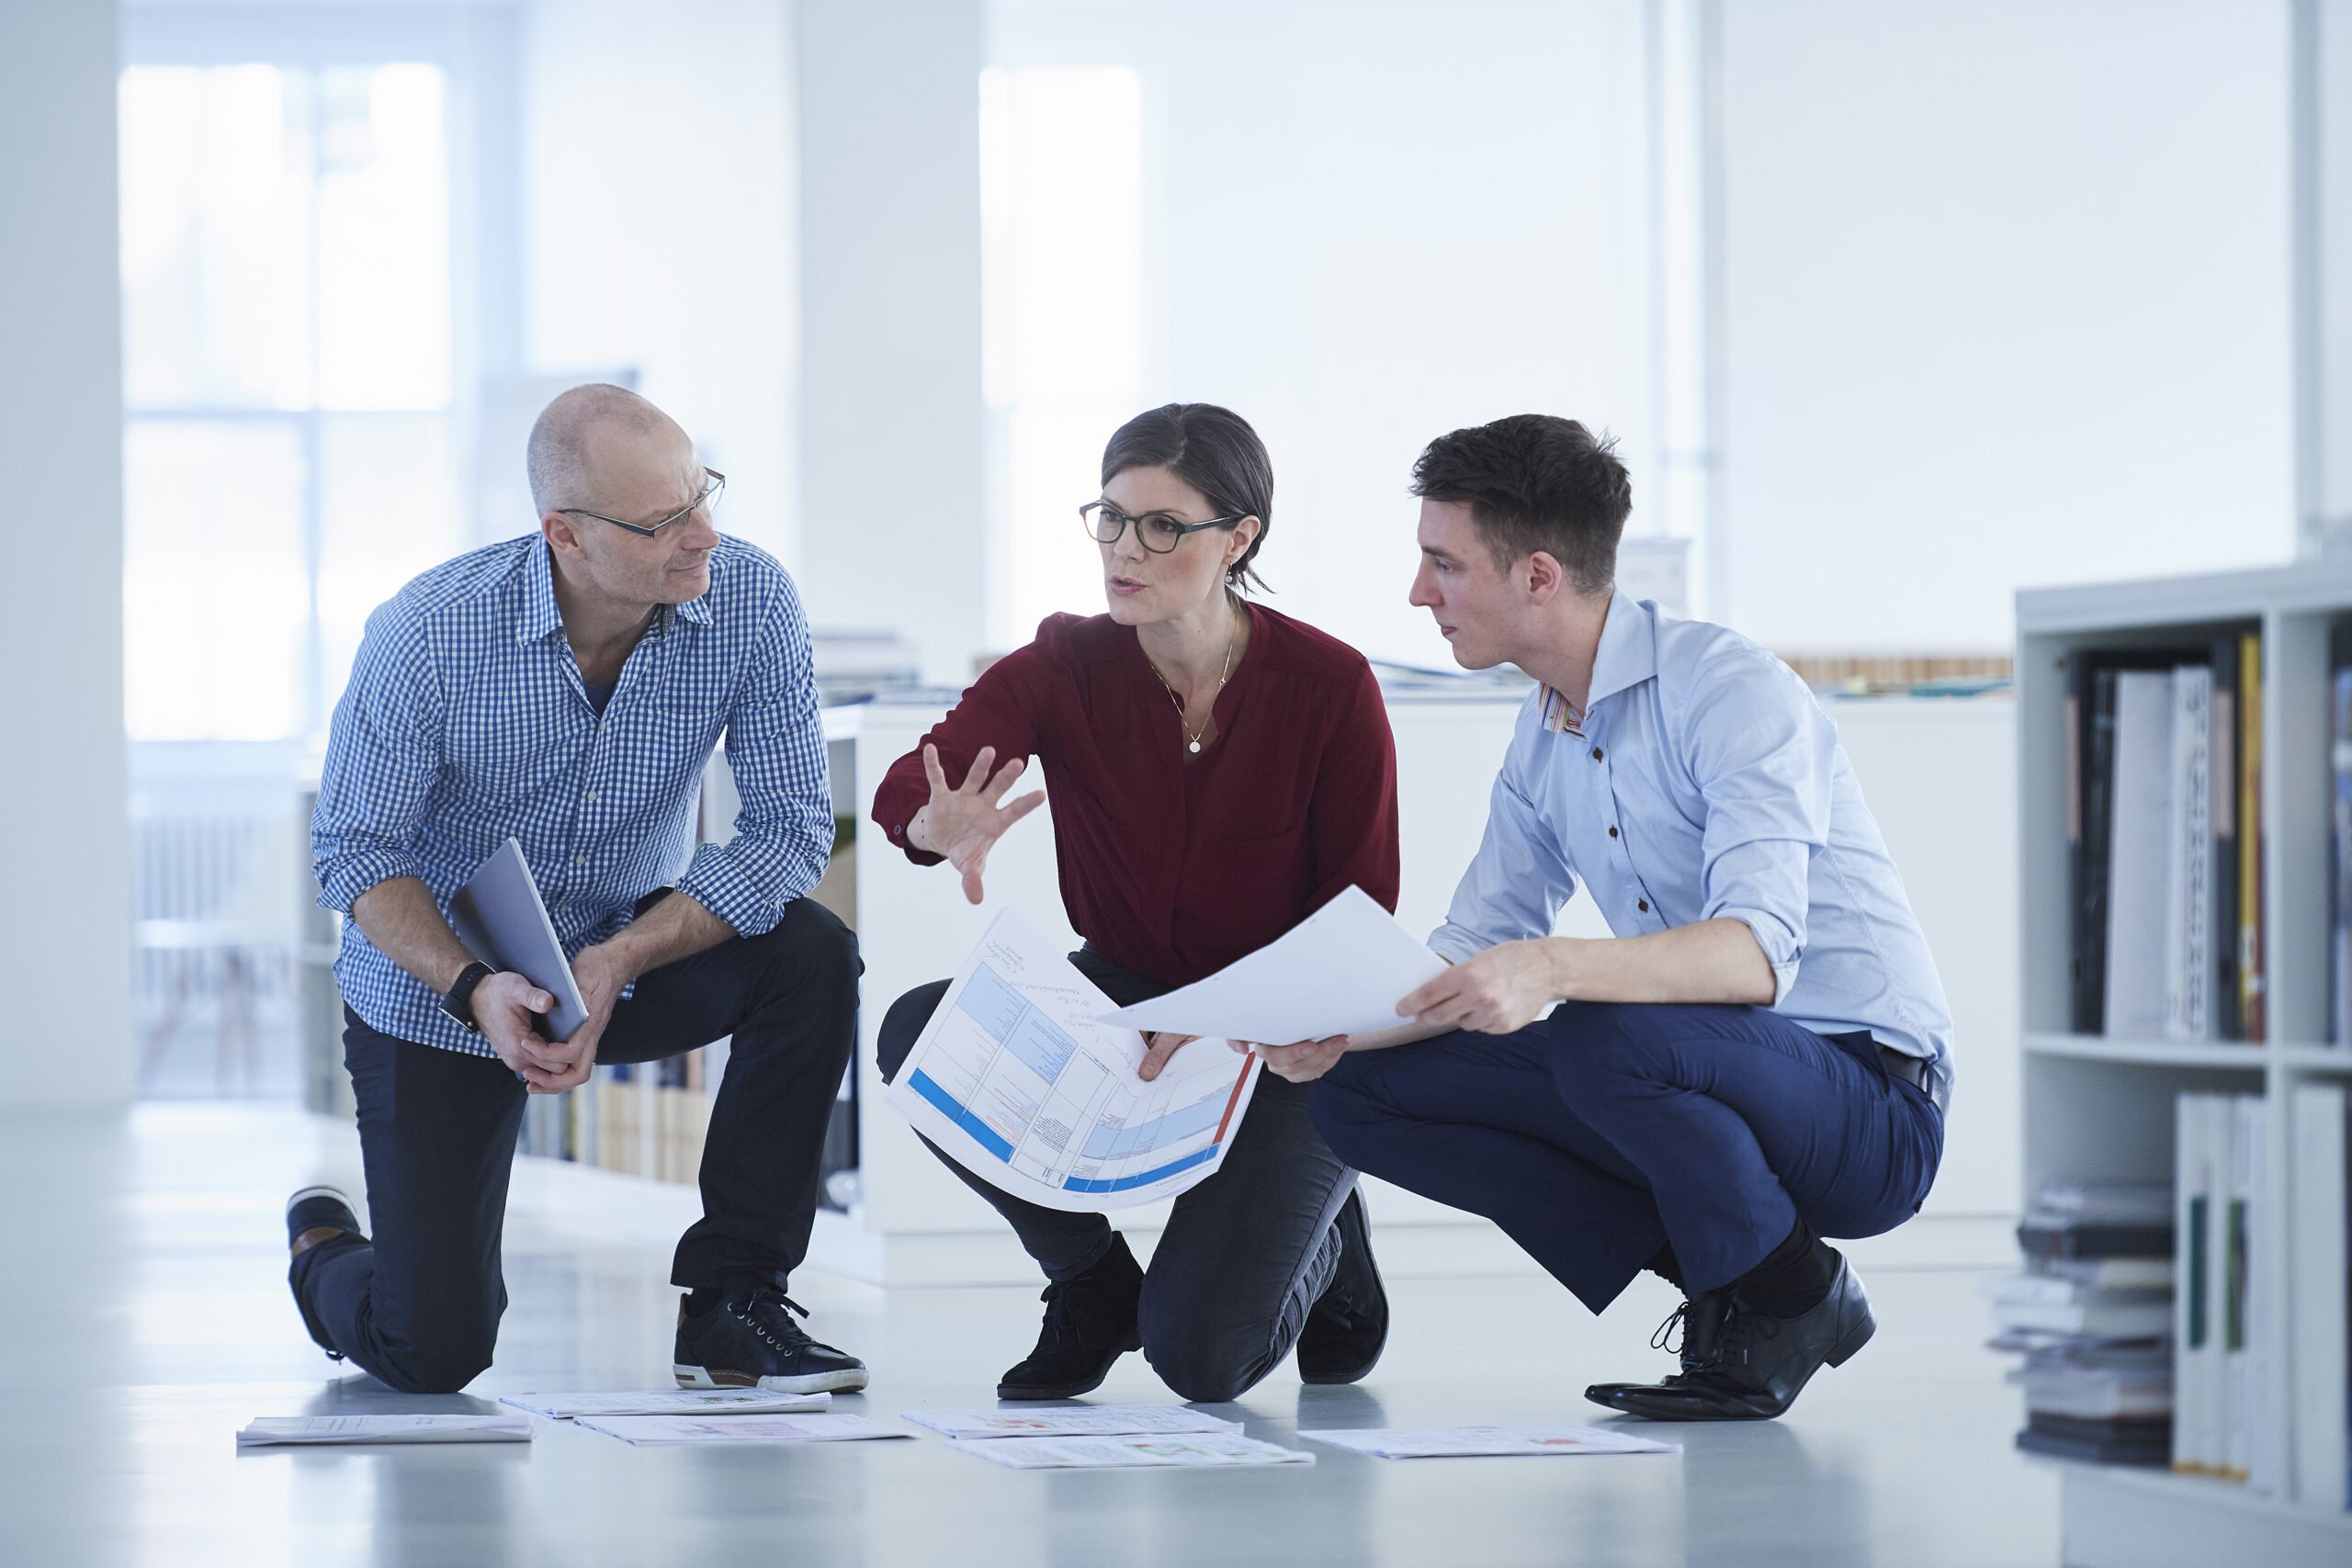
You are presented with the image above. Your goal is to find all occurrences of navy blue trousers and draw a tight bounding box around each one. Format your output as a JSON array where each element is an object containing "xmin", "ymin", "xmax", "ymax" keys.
[
  {"xmin": 288, "ymin": 899, "xmax": 859, "ymax": 1393},
  {"xmin": 1310, "ymin": 1000, "xmax": 1943, "ymax": 1311}
]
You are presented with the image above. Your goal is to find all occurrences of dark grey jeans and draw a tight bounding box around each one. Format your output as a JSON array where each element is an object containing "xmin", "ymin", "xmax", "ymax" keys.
[{"xmin": 876, "ymin": 947, "xmax": 1355, "ymax": 1403}]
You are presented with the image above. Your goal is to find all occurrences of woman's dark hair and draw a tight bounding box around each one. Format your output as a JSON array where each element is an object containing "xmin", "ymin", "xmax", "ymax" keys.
[
  {"xmin": 1409, "ymin": 414, "xmax": 1632, "ymax": 595},
  {"xmin": 1100, "ymin": 402, "xmax": 1273, "ymax": 592}
]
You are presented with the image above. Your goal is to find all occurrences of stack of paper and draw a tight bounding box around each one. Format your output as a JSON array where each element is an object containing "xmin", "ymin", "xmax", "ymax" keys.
[
  {"xmin": 500, "ymin": 1390, "xmax": 830, "ymax": 1420},
  {"xmin": 237, "ymin": 1415, "xmax": 531, "ymax": 1447},
  {"xmin": 572, "ymin": 1413, "xmax": 910, "ymax": 1447},
  {"xmin": 1298, "ymin": 1426, "xmax": 1678, "ymax": 1460},
  {"xmin": 947, "ymin": 1432, "xmax": 1313, "ymax": 1470}
]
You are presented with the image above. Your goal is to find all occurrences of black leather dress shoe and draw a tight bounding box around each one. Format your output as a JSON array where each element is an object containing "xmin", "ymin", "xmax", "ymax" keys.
[
  {"xmin": 997, "ymin": 1234, "xmax": 1145, "ymax": 1401},
  {"xmin": 1584, "ymin": 1258, "xmax": 1876, "ymax": 1421},
  {"xmin": 1298, "ymin": 1188, "xmax": 1388, "ymax": 1384}
]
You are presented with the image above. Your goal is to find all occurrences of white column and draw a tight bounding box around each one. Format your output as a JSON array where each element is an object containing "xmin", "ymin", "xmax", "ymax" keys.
[
  {"xmin": 2298, "ymin": 0, "xmax": 2352, "ymax": 555},
  {"xmin": 0, "ymin": 0, "xmax": 131, "ymax": 1107},
  {"xmin": 794, "ymin": 0, "xmax": 987, "ymax": 684}
]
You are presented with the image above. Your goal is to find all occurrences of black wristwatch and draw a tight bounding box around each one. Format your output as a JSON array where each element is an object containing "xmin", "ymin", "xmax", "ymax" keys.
[{"xmin": 441, "ymin": 961, "xmax": 498, "ymax": 1032}]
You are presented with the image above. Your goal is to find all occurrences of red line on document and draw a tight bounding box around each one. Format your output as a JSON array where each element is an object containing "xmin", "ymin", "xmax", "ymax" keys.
[{"xmin": 1211, "ymin": 1057, "xmax": 1257, "ymax": 1145}]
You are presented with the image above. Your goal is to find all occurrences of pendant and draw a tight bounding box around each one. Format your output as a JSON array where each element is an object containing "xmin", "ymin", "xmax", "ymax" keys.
[{"xmin": 1188, "ymin": 739, "xmax": 1202, "ymax": 754}]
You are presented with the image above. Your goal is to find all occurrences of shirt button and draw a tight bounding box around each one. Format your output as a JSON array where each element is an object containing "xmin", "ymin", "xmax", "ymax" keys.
[
  {"xmin": 1609, "ymin": 826, "xmax": 1620, "ymax": 838},
  {"xmin": 573, "ymin": 853, "xmax": 587, "ymax": 867},
  {"xmin": 1637, "ymin": 898, "xmax": 1650, "ymax": 912},
  {"xmin": 586, "ymin": 790, "xmax": 600, "ymax": 803},
  {"xmin": 1591, "ymin": 747, "xmax": 1604, "ymax": 761}
]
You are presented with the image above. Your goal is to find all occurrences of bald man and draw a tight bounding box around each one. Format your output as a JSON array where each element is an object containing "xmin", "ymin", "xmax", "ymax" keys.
[{"xmin": 289, "ymin": 384, "xmax": 868, "ymax": 1394}]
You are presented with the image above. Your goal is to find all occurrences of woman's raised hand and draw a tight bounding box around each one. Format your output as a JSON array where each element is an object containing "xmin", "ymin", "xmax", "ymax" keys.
[{"xmin": 917, "ymin": 743, "xmax": 1047, "ymax": 905}]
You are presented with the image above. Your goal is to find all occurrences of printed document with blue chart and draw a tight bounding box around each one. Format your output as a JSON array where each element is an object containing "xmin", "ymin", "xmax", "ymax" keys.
[{"xmin": 886, "ymin": 908, "xmax": 1261, "ymax": 1212}]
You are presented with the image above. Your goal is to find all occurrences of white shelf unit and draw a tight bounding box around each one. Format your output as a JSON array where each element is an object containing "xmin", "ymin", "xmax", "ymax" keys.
[{"xmin": 2017, "ymin": 563, "xmax": 2352, "ymax": 1565}]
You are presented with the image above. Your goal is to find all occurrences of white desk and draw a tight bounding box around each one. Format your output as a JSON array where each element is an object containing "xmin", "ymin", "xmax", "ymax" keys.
[{"xmin": 806, "ymin": 688, "xmax": 2018, "ymax": 1286}]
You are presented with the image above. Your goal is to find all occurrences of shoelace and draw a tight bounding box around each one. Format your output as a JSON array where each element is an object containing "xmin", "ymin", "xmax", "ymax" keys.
[
  {"xmin": 727, "ymin": 1290, "xmax": 814, "ymax": 1352},
  {"xmin": 1651, "ymin": 1301, "xmax": 1695, "ymax": 1357}
]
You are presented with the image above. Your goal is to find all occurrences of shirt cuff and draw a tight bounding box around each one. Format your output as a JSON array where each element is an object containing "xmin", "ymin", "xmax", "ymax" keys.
[
  {"xmin": 1425, "ymin": 923, "xmax": 1485, "ymax": 965},
  {"xmin": 316, "ymin": 848, "xmax": 425, "ymax": 915},
  {"xmin": 1714, "ymin": 907, "xmax": 1801, "ymax": 1006},
  {"xmin": 673, "ymin": 842, "xmax": 793, "ymax": 938}
]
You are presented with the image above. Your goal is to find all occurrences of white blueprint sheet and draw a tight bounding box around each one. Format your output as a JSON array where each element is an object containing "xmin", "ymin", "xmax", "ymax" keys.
[
  {"xmin": 947, "ymin": 1431, "xmax": 1314, "ymax": 1470},
  {"xmin": 571, "ymin": 1413, "xmax": 910, "ymax": 1446},
  {"xmin": 1100, "ymin": 886, "xmax": 1450, "ymax": 1044},
  {"xmin": 902, "ymin": 1405, "xmax": 1241, "ymax": 1440},
  {"xmin": 500, "ymin": 1390, "xmax": 830, "ymax": 1419},
  {"xmin": 1298, "ymin": 1425, "xmax": 1680, "ymax": 1460},
  {"xmin": 885, "ymin": 908, "xmax": 1261, "ymax": 1213}
]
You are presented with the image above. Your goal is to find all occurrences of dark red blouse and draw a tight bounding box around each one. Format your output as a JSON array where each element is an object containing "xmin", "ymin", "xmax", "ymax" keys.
[{"xmin": 871, "ymin": 603, "xmax": 1401, "ymax": 987}]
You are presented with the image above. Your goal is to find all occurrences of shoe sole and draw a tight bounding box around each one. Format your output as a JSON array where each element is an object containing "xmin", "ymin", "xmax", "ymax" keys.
[{"xmin": 673, "ymin": 1362, "xmax": 870, "ymax": 1396}]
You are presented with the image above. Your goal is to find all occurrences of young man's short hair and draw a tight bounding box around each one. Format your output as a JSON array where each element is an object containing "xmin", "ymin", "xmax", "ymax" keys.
[{"xmin": 1409, "ymin": 414, "xmax": 1633, "ymax": 595}]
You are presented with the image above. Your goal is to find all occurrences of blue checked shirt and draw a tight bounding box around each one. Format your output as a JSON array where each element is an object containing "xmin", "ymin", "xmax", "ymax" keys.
[
  {"xmin": 1431, "ymin": 592, "xmax": 1955, "ymax": 1098},
  {"xmin": 312, "ymin": 533, "xmax": 831, "ymax": 1055}
]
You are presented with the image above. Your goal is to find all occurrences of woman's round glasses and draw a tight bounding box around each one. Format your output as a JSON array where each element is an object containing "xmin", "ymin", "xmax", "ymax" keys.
[
  {"xmin": 1080, "ymin": 500, "xmax": 1242, "ymax": 554},
  {"xmin": 559, "ymin": 469, "xmax": 726, "ymax": 538}
]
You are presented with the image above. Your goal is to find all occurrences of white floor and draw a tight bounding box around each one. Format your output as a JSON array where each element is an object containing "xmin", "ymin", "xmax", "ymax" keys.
[{"xmin": 4, "ymin": 1104, "xmax": 2064, "ymax": 1567}]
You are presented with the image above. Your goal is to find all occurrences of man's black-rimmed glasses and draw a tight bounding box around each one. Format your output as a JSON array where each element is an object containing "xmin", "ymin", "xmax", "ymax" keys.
[
  {"xmin": 560, "ymin": 469, "xmax": 726, "ymax": 538},
  {"xmin": 1080, "ymin": 499, "xmax": 1243, "ymax": 553}
]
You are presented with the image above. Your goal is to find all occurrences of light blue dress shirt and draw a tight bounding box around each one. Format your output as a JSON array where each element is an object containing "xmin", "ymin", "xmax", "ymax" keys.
[
  {"xmin": 1430, "ymin": 593, "xmax": 1955, "ymax": 1096},
  {"xmin": 311, "ymin": 533, "xmax": 832, "ymax": 1055}
]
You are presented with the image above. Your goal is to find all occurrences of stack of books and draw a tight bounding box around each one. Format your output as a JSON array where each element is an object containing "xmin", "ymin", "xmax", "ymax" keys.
[{"xmin": 1994, "ymin": 1181, "xmax": 2175, "ymax": 1465}]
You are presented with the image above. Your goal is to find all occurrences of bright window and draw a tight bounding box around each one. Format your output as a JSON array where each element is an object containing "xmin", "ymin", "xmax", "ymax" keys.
[
  {"xmin": 119, "ymin": 62, "xmax": 463, "ymax": 740},
  {"xmin": 980, "ymin": 65, "xmax": 1146, "ymax": 645}
]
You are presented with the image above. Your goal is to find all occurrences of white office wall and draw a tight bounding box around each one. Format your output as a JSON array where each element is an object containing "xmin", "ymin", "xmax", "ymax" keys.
[
  {"xmin": 0, "ymin": 0, "xmax": 132, "ymax": 1109},
  {"xmin": 1717, "ymin": 0, "xmax": 2297, "ymax": 653},
  {"xmin": 519, "ymin": 0, "xmax": 798, "ymax": 563},
  {"xmin": 990, "ymin": 0, "xmax": 1657, "ymax": 670}
]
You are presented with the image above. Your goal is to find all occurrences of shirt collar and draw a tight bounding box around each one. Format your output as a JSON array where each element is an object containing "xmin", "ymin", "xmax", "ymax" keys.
[
  {"xmin": 516, "ymin": 535, "xmax": 718, "ymax": 643},
  {"xmin": 1586, "ymin": 590, "xmax": 1657, "ymax": 707},
  {"xmin": 1535, "ymin": 591, "xmax": 1657, "ymax": 732}
]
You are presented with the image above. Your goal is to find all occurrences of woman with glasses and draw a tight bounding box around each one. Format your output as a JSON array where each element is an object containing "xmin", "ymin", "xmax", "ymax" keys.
[{"xmin": 870, "ymin": 402, "xmax": 1399, "ymax": 1404}]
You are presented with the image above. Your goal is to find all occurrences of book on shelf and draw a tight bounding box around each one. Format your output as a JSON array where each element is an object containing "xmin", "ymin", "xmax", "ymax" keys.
[
  {"xmin": 2065, "ymin": 638, "xmax": 2259, "ymax": 1043},
  {"xmin": 2173, "ymin": 1092, "xmax": 2275, "ymax": 1491},
  {"xmin": 2289, "ymin": 1084, "xmax": 2350, "ymax": 1511},
  {"xmin": 2016, "ymin": 1412, "xmax": 2174, "ymax": 1467},
  {"xmin": 2333, "ymin": 621, "xmax": 2352, "ymax": 1050}
]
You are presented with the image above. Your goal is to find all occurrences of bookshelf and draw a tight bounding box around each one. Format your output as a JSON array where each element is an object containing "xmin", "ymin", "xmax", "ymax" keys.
[{"xmin": 2018, "ymin": 563, "xmax": 2352, "ymax": 1564}]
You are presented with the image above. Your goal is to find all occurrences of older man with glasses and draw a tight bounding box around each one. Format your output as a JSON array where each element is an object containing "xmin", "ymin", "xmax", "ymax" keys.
[{"xmin": 285, "ymin": 382, "xmax": 868, "ymax": 1396}]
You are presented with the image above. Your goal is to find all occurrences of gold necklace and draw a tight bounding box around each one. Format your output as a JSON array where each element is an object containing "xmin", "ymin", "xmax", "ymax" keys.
[{"xmin": 1147, "ymin": 599, "xmax": 1241, "ymax": 754}]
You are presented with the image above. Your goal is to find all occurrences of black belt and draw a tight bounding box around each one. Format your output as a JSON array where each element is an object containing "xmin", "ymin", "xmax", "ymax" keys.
[{"xmin": 1879, "ymin": 1045, "xmax": 1947, "ymax": 1115}]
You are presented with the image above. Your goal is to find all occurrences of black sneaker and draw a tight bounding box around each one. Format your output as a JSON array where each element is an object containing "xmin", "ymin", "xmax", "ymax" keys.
[
  {"xmin": 997, "ymin": 1234, "xmax": 1145, "ymax": 1401},
  {"xmin": 674, "ymin": 1290, "xmax": 870, "ymax": 1395},
  {"xmin": 284, "ymin": 1186, "xmax": 364, "ymax": 1360},
  {"xmin": 1297, "ymin": 1187, "xmax": 1387, "ymax": 1384}
]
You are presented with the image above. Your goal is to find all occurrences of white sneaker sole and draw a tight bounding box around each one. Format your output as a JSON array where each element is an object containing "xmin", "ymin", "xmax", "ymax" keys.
[{"xmin": 673, "ymin": 1361, "xmax": 870, "ymax": 1396}]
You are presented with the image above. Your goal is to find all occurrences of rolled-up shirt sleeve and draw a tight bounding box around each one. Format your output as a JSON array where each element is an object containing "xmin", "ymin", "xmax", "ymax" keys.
[
  {"xmin": 1429, "ymin": 727, "xmax": 1580, "ymax": 963},
  {"xmin": 674, "ymin": 577, "xmax": 831, "ymax": 936},
  {"xmin": 1686, "ymin": 652, "xmax": 1835, "ymax": 1005},
  {"xmin": 312, "ymin": 600, "xmax": 446, "ymax": 914}
]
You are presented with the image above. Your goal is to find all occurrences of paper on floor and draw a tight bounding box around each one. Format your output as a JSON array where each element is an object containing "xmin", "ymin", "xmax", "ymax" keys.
[
  {"xmin": 571, "ymin": 1413, "xmax": 911, "ymax": 1446},
  {"xmin": 237, "ymin": 1415, "xmax": 531, "ymax": 1447},
  {"xmin": 1298, "ymin": 1425, "xmax": 1680, "ymax": 1459},
  {"xmin": 1098, "ymin": 886, "xmax": 1448, "ymax": 1044},
  {"xmin": 500, "ymin": 1389, "xmax": 831, "ymax": 1419},
  {"xmin": 901, "ymin": 1405, "xmax": 1242, "ymax": 1440},
  {"xmin": 886, "ymin": 908, "xmax": 1261, "ymax": 1212},
  {"xmin": 946, "ymin": 1431, "xmax": 1315, "ymax": 1469}
]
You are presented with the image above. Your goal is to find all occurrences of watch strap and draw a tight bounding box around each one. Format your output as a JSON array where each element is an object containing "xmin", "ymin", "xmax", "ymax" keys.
[{"xmin": 442, "ymin": 961, "xmax": 497, "ymax": 1032}]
